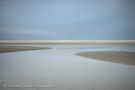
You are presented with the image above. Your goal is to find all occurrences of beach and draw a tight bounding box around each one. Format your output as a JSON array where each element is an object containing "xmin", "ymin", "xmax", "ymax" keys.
[
  {"xmin": 76, "ymin": 51, "xmax": 135, "ymax": 65},
  {"xmin": 0, "ymin": 45, "xmax": 50, "ymax": 53},
  {"xmin": 0, "ymin": 43, "xmax": 135, "ymax": 90}
]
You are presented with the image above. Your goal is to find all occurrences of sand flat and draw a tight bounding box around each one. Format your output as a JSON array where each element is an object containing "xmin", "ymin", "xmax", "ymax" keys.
[
  {"xmin": 0, "ymin": 45, "xmax": 50, "ymax": 53},
  {"xmin": 76, "ymin": 51, "xmax": 135, "ymax": 65}
]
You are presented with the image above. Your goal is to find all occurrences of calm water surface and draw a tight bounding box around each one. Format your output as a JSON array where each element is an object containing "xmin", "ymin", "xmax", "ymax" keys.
[{"xmin": 0, "ymin": 45, "xmax": 135, "ymax": 90}]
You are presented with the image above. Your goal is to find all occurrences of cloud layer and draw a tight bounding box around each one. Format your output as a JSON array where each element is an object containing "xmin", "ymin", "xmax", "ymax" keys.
[{"xmin": 0, "ymin": 0, "xmax": 135, "ymax": 40}]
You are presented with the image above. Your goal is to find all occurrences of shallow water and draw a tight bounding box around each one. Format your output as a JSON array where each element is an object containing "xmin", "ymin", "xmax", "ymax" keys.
[{"xmin": 0, "ymin": 45, "xmax": 135, "ymax": 90}]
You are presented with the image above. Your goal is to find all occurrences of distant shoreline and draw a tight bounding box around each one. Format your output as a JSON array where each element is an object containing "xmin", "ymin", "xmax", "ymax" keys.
[{"xmin": 0, "ymin": 40, "xmax": 135, "ymax": 45}]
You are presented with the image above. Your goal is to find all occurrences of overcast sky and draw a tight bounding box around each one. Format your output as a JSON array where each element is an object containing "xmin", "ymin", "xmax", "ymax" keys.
[{"xmin": 0, "ymin": 0, "xmax": 135, "ymax": 40}]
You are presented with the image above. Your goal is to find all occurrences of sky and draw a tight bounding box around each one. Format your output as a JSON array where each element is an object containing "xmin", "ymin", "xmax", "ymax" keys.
[{"xmin": 0, "ymin": 0, "xmax": 135, "ymax": 40}]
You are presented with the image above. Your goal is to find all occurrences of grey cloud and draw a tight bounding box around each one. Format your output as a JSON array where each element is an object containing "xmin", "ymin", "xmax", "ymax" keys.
[{"xmin": 0, "ymin": 0, "xmax": 135, "ymax": 39}]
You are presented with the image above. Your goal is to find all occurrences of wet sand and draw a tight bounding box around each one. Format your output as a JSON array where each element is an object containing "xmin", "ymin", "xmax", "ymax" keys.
[
  {"xmin": 76, "ymin": 51, "xmax": 135, "ymax": 65},
  {"xmin": 0, "ymin": 45, "xmax": 50, "ymax": 53}
]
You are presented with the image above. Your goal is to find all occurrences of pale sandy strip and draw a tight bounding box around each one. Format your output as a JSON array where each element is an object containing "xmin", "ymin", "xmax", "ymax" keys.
[{"xmin": 0, "ymin": 40, "xmax": 135, "ymax": 44}]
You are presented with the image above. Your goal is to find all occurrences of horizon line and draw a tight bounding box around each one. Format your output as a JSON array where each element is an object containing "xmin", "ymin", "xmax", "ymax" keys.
[{"xmin": 0, "ymin": 40, "xmax": 135, "ymax": 44}]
